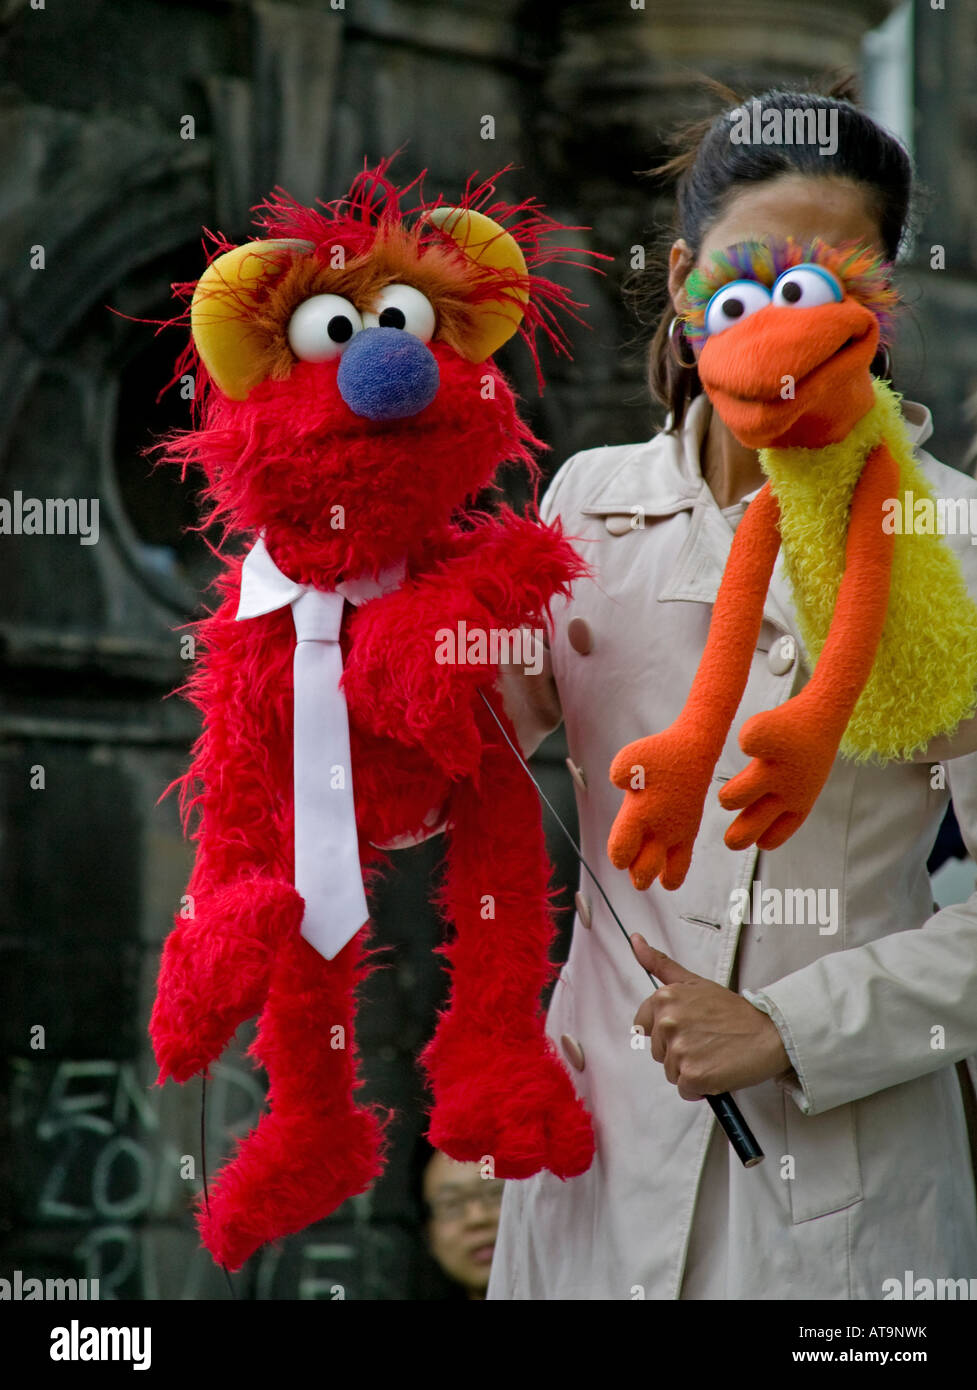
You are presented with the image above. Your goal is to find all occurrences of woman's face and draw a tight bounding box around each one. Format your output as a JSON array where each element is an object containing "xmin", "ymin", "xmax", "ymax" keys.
[{"xmin": 668, "ymin": 172, "xmax": 885, "ymax": 317}]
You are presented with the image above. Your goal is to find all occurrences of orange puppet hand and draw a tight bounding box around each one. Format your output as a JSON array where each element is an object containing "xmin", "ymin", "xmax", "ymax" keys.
[
  {"xmin": 719, "ymin": 694, "xmax": 838, "ymax": 851},
  {"xmin": 607, "ymin": 727, "xmax": 717, "ymax": 891}
]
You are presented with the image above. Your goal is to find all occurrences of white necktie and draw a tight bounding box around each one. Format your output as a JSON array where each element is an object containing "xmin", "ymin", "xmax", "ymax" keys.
[{"xmin": 235, "ymin": 537, "xmax": 406, "ymax": 960}]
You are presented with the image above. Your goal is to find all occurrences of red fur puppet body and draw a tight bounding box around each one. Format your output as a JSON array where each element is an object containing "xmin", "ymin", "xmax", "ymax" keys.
[{"xmin": 150, "ymin": 164, "xmax": 598, "ymax": 1270}]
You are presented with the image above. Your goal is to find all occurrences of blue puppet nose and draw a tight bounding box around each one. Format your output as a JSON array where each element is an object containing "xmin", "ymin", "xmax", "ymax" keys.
[{"xmin": 336, "ymin": 327, "xmax": 440, "ymax": 421}]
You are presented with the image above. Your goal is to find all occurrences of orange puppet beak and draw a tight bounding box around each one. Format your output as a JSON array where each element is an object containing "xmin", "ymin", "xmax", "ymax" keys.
[{"xmin": 698, "ymin": 299, "xmax": 880, "ymax": 449}]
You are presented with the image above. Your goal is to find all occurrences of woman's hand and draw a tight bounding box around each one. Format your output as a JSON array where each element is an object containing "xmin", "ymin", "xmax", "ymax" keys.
[{"xmin": 631, "ymin": 934, "xmax": 791, "ymax": 1100}]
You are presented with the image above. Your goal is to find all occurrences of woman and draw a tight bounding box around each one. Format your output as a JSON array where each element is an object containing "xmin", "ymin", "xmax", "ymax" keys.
[{"xmin": 486, "ymin": 84, "xmax": 977, "ymax": 1301}]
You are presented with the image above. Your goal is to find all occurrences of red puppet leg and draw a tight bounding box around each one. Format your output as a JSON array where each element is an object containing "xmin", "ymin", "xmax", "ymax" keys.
[
  {"xmin": 421, "ymin": 695, "xmax": 595, "ymax": 1182},
  {"xmin": 196, "ymin": 926, "xmax": 385, "ymax": 1272}
]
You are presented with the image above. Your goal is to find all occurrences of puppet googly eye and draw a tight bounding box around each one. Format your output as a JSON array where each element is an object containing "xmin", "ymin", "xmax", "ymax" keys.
[
  {"xmin": 703, "ymin": 280, "xmax": 772, "ymax": 336},
  {"xmin": 287, "ymin": 295, "xmax": 364, "ymax": 361},
  {"xmin": 771, "ymin": 264, "xmax": 843, "ymax": 309},
  {"xmin": 362, "ymin": 284, "xmax": 436, "ymax": 343}
]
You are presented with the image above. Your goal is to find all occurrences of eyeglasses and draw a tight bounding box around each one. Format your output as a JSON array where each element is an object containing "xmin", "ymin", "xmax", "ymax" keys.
[{"xmin": 428, "ymin": 1181, "xmax": 506, "ymax": 1222}]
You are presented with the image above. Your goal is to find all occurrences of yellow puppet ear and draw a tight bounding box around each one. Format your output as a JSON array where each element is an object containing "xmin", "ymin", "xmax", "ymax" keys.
[
  {"xmin": 190, "ymin": 238, "xmax": 314, "ymax": 400},
  {"xmin": 422, "ymin": 207, "xmax": 529, "ymax": 362}
]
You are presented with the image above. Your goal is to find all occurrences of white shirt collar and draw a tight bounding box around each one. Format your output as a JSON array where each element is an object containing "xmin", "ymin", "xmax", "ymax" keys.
[
  {"xmin": 236, "ymin": 535, "xmax": 407, "ymax": 621},
  {"xmin": 236, "ymin": 535, "xmax": 306, "ymax": 620}
]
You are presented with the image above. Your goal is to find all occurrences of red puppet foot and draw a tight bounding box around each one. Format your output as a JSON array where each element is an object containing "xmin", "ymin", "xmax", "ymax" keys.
[
  {"xmin": 427, "ymin": 1041, "xmax": 595, "ymax": 1180},
  {"xmin": 197, "ymin": 1103, "xmax": 384, "ymax": 1272}
]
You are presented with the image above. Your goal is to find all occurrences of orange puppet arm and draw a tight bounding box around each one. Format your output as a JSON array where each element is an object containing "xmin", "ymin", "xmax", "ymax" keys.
[
  {"xmin": 608, "ymin": 482, "xmax": 781, "ymax": 891},
  {"xmin": 721, "ymin": 438, "xmax": 899, "ymax": 851}
]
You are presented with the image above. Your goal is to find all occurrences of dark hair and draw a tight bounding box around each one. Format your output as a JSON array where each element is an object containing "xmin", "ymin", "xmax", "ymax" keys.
[{"xmin": 634, "ymin": 75, "xmax": 915, "ymax": 431}]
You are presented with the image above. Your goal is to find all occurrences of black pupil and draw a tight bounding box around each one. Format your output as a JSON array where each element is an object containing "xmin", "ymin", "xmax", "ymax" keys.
[
  {"xmin": 781, "ymin": 280, "xmax": 802, "ymax": 303},
  {"xmin": 328, "ymin": 316, "xmax": 354, "ymax": 343},
  {"xmin": 722, "ymin": 298, "xmax": 745, "ymax": 319},
  {"xmin": 378, "ymin": 307, "xmax": 407, "ymax": 329}
]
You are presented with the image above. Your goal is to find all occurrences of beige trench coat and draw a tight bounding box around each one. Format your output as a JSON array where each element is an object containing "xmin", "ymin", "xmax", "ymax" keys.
[{"xmin": 485, "ymin": 390, "xmax": 977, "ymax": 1301}]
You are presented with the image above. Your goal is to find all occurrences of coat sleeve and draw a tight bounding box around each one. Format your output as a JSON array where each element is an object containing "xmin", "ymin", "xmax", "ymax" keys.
[
  {"xmin": 495, "ymin": 454, "xmax": 582, "ymax": 757},
  {"xmin": 743, "ymin": 758, "xmax": 977, "ymax": 1116}
]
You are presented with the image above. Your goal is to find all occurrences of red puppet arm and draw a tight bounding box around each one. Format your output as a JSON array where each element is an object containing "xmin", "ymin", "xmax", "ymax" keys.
[{"xmin": 342, "ymin": 510, "xmax": 586, "ymax": 781}]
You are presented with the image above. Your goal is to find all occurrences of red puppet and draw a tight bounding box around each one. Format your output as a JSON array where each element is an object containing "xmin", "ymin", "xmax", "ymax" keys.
[{"xmin": 150, "ymin": 158, "xmax": 600, "ymax": 1271}]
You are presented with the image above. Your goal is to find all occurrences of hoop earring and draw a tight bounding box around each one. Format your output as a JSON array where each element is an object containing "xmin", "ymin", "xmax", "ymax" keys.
[
  {"xmin": 872, "ymin": 344, "xmax": 891, "ymax": 380},
  {"xmin": 668, "ymin": 315, "xmax": 697, "ymax": 369}
]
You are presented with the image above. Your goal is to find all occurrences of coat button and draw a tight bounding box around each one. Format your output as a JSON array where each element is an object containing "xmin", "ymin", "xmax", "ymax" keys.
[
  {"xmin": 574, "ymin": 892, "xmax": 592, "ymax": 929},
  {"xmin": 768, "ymin": 635, "xmax": 797, "ymax": 676},
  {"xmin": 567, "ymin": 617, "xmax": 593, "ymax": 655},
  {"xmin": 604, "ymin": 513, "xmax": 635, "ymax": 535},
  {"xmin": 561, "ymin": 1033, "xmax": 586, "ymax": 1072},
  {"xmin": 566, "ymin": 757, "xmax": 587, "ymax": 791}
]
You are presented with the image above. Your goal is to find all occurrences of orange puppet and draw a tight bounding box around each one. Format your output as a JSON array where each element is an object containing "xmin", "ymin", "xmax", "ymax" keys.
[{"xmin": 608, "ymin": 238, "xmax": 977, "ymax": 891}]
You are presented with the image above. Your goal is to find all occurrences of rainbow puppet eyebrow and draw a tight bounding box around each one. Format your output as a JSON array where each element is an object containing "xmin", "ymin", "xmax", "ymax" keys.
[{"xmin": 680, "ymin": 237, "xmax": 902, "ymax": 343}]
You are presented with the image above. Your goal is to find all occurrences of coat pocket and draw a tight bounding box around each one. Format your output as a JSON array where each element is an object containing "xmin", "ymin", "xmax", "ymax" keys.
[{"xmin": 783, "ymin": 1092, "xmax": 864, "ymax": 1224}]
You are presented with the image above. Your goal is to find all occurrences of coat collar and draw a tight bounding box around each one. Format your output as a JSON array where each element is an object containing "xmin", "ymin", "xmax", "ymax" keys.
[
  {"xmin": 581, "ymin": 390, "xmax": 934, "ymax": 520},
  {"xmin": 580, "ymin": 391, "xmax": 934, "ymax": 644}
]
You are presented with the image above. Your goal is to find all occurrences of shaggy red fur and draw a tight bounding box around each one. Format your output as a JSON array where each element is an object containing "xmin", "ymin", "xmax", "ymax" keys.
[{"xmin": 150, "ymin": 161, "xmax": 599, "ymax": 1271}]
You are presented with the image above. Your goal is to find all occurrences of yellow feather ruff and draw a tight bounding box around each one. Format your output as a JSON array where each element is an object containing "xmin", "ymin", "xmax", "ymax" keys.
[{"xmin": 759, "ymin": 379, "xmax": 977, "ymax": 761}]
